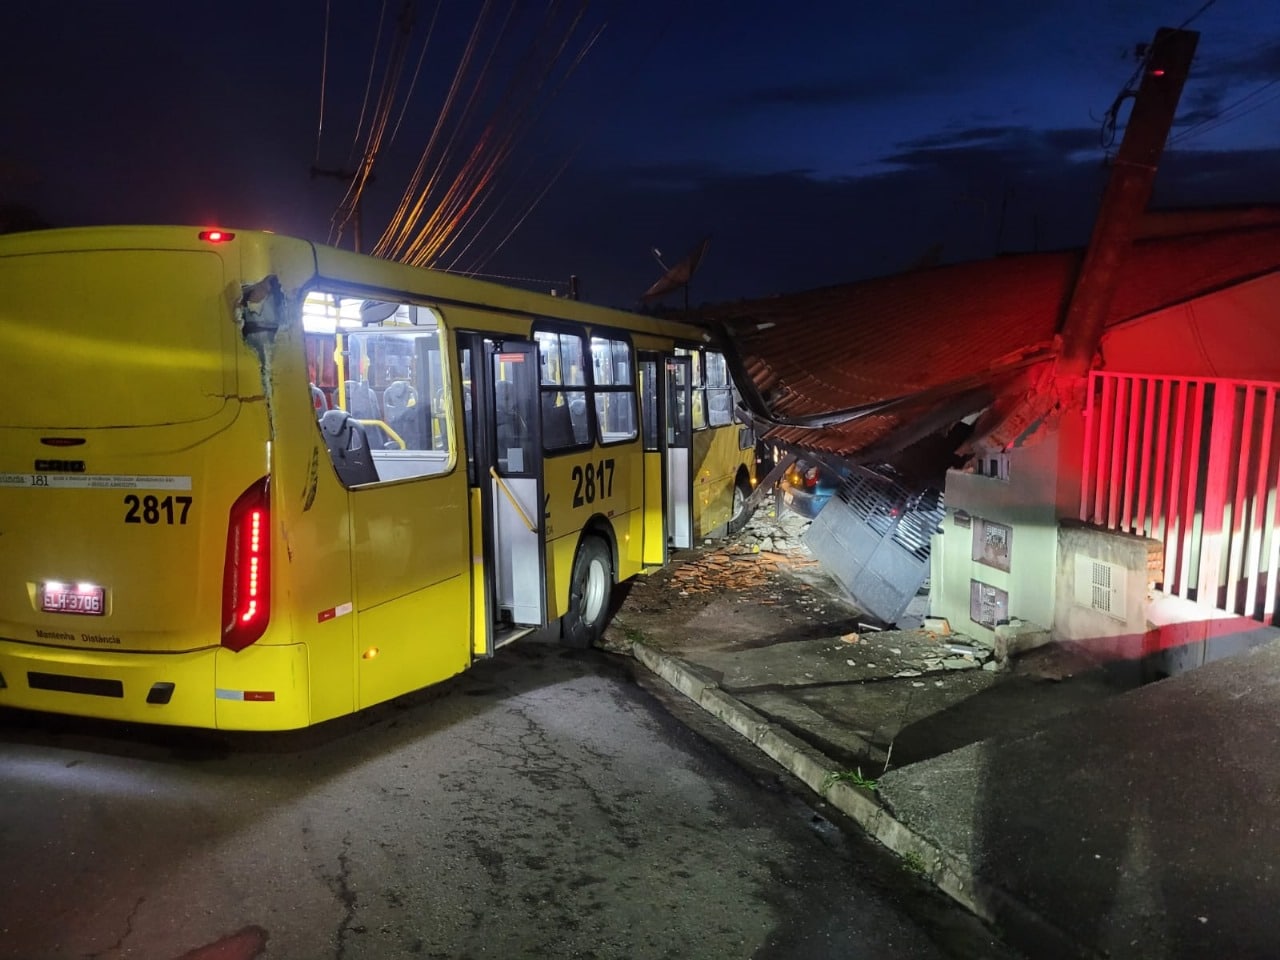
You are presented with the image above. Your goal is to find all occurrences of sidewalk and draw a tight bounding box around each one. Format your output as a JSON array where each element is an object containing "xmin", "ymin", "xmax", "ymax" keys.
[{"xmin": 604, "ymin": 508, "xmax": 1280, "ymax": 960}]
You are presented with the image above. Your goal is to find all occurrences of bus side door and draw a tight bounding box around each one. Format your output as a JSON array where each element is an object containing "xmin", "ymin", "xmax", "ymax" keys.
[
  {"xmin": 486, "ymin": 340, "xmax": 548, "ymax": 631},
  {"xmin": 639, "ymin": 353, "xmax": 667, "ymax": 565},
  {"xmin": 665, "ymin": 355, "xmax": 694, "ymax": 549}
]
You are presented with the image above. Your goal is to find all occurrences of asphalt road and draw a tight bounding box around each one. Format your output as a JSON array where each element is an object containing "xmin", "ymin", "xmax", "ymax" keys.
[{"xmin": 0, "ymin": 641, "xmax": 1006, "ymax": 960}]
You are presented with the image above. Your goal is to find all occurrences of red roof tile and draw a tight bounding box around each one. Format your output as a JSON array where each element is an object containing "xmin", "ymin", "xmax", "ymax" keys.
[{"xmin": 709, "ymin": 223, "xmax": 1280, "ymax": 458}]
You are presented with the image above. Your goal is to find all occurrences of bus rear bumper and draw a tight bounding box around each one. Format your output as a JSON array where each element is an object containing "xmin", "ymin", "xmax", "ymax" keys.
[{"xmin": 0, "ymin": 639, "xmax": 311, "ymax": 731}]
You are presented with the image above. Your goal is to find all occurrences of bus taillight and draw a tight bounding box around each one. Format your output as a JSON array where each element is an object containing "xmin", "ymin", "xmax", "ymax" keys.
[{"xmin": 221, "ymin": 476, "xmax": 271, "ymax": 651}]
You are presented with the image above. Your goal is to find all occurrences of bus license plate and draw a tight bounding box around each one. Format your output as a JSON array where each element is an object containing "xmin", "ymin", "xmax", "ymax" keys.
[{"xmin": 40, "ymin": 582, "xmax": 106, "ymax": 616}]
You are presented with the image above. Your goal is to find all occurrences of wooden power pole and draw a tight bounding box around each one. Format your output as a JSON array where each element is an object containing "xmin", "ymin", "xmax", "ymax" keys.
[
  {"xmin": 980, "ymin": 26, "xmax": 1198, "ymax": 451},
  {"xmin": 1055, "ymin": 27, "xmax": 1200, "ymax": 378}
]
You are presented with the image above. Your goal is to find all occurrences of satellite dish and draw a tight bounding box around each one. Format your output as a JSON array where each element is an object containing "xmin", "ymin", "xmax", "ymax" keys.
[{"xmin": 642, "ymin": 236, "xmax": 711, "ymax": 302}]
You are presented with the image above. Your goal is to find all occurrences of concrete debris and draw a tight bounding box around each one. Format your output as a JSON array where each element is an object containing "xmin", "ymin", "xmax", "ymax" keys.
[
  {"xmin": 615, "ymin": 504, "xmax": 1006, "ymax": 682},
  {"xmin": 922, "ymin": 616, "xmax": 952, "ymax": 635},
  {"xmin": 665, "ymin": 546, "xmax": 819, "ymax": 596}
]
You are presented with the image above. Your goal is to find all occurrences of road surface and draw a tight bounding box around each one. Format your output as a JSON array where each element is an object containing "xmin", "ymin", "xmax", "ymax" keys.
[{"xmin": 0, "ymin": 642, "xmax": 1010, "ymax": 959}]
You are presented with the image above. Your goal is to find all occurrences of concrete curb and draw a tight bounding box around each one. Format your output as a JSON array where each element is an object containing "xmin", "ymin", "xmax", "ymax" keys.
[{"xmin": 631, "ymin": 640, "xmax": 1097, "ymax": 960}]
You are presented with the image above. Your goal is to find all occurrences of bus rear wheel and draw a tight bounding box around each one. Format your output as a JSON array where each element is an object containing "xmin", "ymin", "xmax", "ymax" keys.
[{"xmin": 562, "ymin": 535, "xmax": 612, "ymax": 648}]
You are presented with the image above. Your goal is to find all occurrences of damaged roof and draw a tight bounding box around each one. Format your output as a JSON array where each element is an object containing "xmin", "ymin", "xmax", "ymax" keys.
[{"xmin": 706, "ymin": 212, "xmax": 1280, "ymax": 461}]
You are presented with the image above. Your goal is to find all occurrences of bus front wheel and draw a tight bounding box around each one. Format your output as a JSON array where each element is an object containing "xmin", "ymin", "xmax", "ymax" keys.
[
  {"xmin": 728, "ymin": 475, "xmax": 754, "ymax": 536},
  {"xmin": 562, "ymin": 535, "xmax": 612, "ymax": 648}
]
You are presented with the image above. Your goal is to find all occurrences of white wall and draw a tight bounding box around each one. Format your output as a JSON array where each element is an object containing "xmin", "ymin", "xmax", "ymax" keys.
[
  {"xmin": 932, "ymin": 429, "xmax": 1066, "ymax": 642},
  {"xmin": 1101, "ymin": 270, "xmax": 1280, "ymax": 380}
]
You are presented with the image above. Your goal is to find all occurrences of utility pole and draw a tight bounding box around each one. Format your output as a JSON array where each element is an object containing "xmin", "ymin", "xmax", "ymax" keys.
[
  {"xmin": 978, "ymin": 26, "xmax": 1198, "ymax": 452},
  {"xmin": 1055, "ymin": 27, "xmax": 1199, "ymax": 378},
  {"xmin": 311, "ymin": 165, "xmax": 365, "ymax": 254}
]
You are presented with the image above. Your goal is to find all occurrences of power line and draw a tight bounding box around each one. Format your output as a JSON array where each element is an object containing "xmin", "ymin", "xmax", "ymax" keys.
[
  {"xmin": 373, "ymin": 0, "xmax": 502, "ymax": 259},
  {"xmin": 387, "ymin": 0, "xmax": 442, "ymax": 148},
  {"xmin": 447, "ymin": 269, "xmax": 570, "ymax": 286},
  {"xmin": 346, "ymin": 0, "xmax": 391, "ymax": 170},
  {"xmin": 1175, "ymin": 0, "xmax": 1218, "ymax": 31},
  {"xmin": 1098, "ymin": 5, "xmax": 1219, "ymax": 150},
  {"xmin": 1171, "ymin": 77, "xmax": 1280, "ymax": 145},
  {"xmin": 330, "ymin": 0, "xmax": 418, "ymax": 248},
  {"xmin": 458, "ymin": 0, "xmax": 682, "ymax": 277},
  {"xmin": 417, "ymin": 10, "xmax": 604, "ymax": 269},
  {"xmin": 314, "ymin": 0, "xmax": 332, "ymax": 164}
]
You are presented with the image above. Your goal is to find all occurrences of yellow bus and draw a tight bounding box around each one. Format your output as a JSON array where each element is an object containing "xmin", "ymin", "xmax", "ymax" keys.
[{"xmin": 0, "ymin": 226, "xmax": 756, "ymax": 730}]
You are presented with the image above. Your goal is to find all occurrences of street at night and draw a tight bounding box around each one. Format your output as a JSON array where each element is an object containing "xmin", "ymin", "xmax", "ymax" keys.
[
  {"xmin": 0, "ymin": 641, "xmax": 1011, "ymax": 960},
  {"xmin": 4, "ymin": 4, "xmax": 1280, "ymax": 959}
]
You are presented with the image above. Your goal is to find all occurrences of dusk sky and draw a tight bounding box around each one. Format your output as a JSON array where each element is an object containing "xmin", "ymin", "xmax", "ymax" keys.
[{"xmin": 2, "ymin": 1, "xmax": 1279, "ymax": 307}]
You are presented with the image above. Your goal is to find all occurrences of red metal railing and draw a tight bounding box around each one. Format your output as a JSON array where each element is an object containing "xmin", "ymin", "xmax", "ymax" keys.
[{"xmin": 1080, "ymin": 371, "xmax": 1280, "ymax": 624}]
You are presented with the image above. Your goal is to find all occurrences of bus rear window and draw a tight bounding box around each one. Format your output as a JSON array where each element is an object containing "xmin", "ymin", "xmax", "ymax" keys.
[{"xmin": 0, "ymin": 250, "xmax": 235, "ymax": 429}]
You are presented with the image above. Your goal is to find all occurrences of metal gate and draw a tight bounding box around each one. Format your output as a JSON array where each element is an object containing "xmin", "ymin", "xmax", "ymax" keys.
[
  {"xmin": 803, "ymin": 469, "xmax": 944, "ymax": 624},
  {"xmin": 1080, "ymin": 371, "xmax": 1280, "ymax": 625}
]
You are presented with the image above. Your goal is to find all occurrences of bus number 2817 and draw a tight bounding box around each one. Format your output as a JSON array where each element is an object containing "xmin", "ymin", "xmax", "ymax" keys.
[
  {"xmin": 571, "ymin": 459, "xmax": 614, "ymax": 508},
  {"xmin": 124, "ymin": 494, "xmax": 193, "ymax": 525}
]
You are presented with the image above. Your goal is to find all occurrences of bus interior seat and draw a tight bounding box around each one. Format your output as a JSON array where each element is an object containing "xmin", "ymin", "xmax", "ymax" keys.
[
  {"xmin": 568, "ymin": 395, "xmax": 590, "ymax": 444},
  {"xmin": 319, "ymin": 409, "xmax": 380, "ymax": 486},
  {"xmin": 310, "ymin": 383, "xmax": 328, "ymax": 419},
  {"xmin": 382, "ymin": 380, "xmax": 421, "ymax": 450},
  {"xmin": 542, "ymin": 394, "xmax": 575, "ymax": 449},
  {"xmin": 344, "ymin": 380, "xmax": 380, "ymax": 421}
]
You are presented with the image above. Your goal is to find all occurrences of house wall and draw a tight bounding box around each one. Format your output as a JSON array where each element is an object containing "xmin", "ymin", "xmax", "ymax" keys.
[
  {"xmin": 931, "ymin": 429, "xmax": 1070, "ymax": 644},
  {"xmin": 1053, "ymin": 522, "xmax": 1162, "ymax": 675},
  {"xmin": 1101, "ymin": 270, "xmax": 1280, "ymax": 380},
  {"xmin": 933, "ymin": 272, "xmax": 1280, "ymax": 672}
]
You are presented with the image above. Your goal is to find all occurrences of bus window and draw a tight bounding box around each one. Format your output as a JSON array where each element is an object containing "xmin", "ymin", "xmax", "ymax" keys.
[
  {"xmin": 676, "ymin": 347, "xmax": 707, "ymax": 430},
  {"xmin": 590, "ymin": 335, "xmax": 637, "ymax": 444},
  {"xmin": 536, "ymin": 329, "xmax": 590, "ymax": 451},
  {"xmin": 706, "ymin": 350, "xmax": 734, "ymax": 427},
  {"xmin": 304, "ymin": 291, "xmax": 453, "ymax": 486},
  {"xmin": 494, "ymin": 346, "xmax": 537, "ymax": 475},
  {"xmin": 458, "ymin": 341, "xmax": 476, "ymax": 486},
  {"xmin": 667, "ymin": 358, "xmax": 693, "ymax": 448},
  {"xmin": 640, "ymin": 358, "xmax": 660, "ymax": 452}
]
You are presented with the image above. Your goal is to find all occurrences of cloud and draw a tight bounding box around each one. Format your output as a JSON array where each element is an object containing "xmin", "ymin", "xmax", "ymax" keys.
[
  {"xmin": 881, "ymin": 125, "xmax": 1102, "ymax": 172},
  {"xmin": 730, "ymin": 78, "xmax": 920, "ymax": 110},
  {"xmin": 1197, "ymin": 38, "xmax": 1280, "ymax": 83},
  {"xmin": 893, "ymin": 126, "xmax": 1027, "ymax": 151},
  {"xmin": 478, "ymin": 137, "xmax": 1110, "ymax": 307},
  {"xmin": 473, "ymin": 123, "xmax": 1280, "ymax": 310}
]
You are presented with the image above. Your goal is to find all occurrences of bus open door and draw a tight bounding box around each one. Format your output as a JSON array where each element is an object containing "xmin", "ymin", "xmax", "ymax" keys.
[
  {"xmin": 465, "ymin": 336, "xmax": 547, "ymax": 654},
  {"xmin": 665, "ymin": 355, "xmax": 694, "ymax": 549}
]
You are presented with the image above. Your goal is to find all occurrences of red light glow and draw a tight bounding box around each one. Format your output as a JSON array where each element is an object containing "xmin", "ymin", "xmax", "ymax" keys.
[
  {"xmin": 222, "ymin": 478, "xmax": 271, "ymax": 651},
  {"xmin": 199, "ymin": 230, "xmax": 236, "ymax": 243}
]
